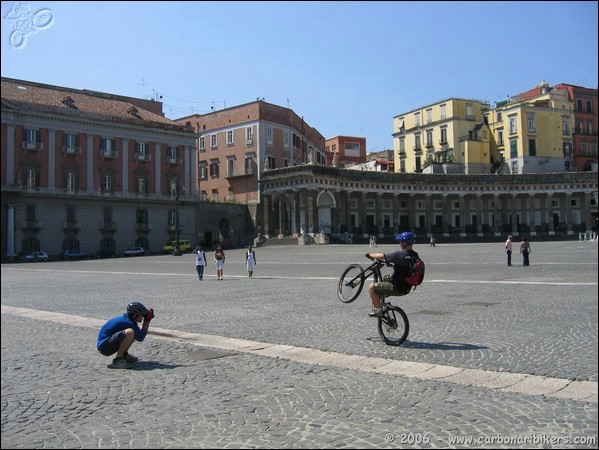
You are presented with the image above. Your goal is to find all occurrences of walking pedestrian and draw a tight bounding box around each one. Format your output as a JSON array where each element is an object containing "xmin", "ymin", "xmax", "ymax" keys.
[
  {"xmin": 193, "ymin": 244, "xmax": 206, "ymax": 280},
  {"xmin": 520, "ymin": 236, "xmax": 531, "ymax": 266},
  {"xmin": 369, "ymin": 234, "xmax": 377, "ymax": 247},
  {"xmin": 214, "ymin": 243, "xmax": 225, "ymax": 280},
  {"xmin": 246, "ymin": 245, "xmax": 257, "ymax": 278},
  {"xmin": 505, "ymin": 235, "xmax": 513, "ymax": 266}
]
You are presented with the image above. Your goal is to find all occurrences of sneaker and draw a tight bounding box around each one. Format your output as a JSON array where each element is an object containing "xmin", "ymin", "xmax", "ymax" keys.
[
  {"xmin": 123, "ymin": 352, "xmax": 139, "ymax": 363},
  {"xmin": 110, "ymin": 357, "xmax": 132, "ymax": 369},
  {"xmin": 368, "ymin": 308, "xmax": 383, "ymax": 318}
]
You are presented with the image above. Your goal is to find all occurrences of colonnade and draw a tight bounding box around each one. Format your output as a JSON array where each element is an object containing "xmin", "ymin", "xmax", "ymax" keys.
[{"xmin": 258, "ymin": 166, "xmax": 598, "ymax": 240}]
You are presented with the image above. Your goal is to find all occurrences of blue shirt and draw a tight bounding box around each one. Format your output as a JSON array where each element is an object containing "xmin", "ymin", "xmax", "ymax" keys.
[{"xmin": 97, "ymin": 313, "xmax": 147, "ymax": 350}]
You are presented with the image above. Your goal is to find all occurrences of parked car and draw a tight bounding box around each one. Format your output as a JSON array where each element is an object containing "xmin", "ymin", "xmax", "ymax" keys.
[
  {"xmin": 95, "ymin": 250, "xmax": 115, "ymax": 258},
  {"xmin": 25, "ymin": 251, "xmax": 49, "ymax": 262},
  {"xmin": 60, "ymin": 250, "xmax": 88, "ymax": 260},
  {"xmin": 123, "ymin": 247, "xmax": 145, "ymax": 257}
]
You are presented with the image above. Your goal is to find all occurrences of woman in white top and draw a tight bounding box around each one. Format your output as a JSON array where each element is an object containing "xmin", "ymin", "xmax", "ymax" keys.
[{"xmin": 246, "ymin": 245, "xmax": 256, "ymax": 278}]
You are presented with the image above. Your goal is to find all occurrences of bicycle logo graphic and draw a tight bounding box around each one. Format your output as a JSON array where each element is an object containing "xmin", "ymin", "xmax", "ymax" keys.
[{"xmin": 3, "ymin": 3, "xmax": 54, "ymax": 49}]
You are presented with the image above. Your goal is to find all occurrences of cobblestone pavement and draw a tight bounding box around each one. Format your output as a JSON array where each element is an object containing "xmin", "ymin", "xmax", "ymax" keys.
[{"xmin": 1, "ymin": 240, "xmax": 597, "ymax": 448}]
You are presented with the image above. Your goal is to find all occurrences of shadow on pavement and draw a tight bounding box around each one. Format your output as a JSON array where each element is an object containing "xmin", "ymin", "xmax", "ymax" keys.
[
  {"xmin": 401, "ymin": 341, "xmax": 488, "ymax": 350},
  {"xmin": 106, "ymin": 361, "xmax": 189, "ymax": 371}
]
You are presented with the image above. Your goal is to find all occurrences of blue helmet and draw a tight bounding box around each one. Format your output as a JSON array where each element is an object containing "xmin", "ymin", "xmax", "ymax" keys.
[{"xmin": 396, "ymin": 231, "xmax": 414, "ymax": 244}]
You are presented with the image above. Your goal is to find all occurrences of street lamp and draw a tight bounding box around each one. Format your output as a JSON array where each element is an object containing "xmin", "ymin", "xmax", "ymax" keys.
[{"xmin": 173, "ymin": 178, "xmax": 182, "ymax": 256}]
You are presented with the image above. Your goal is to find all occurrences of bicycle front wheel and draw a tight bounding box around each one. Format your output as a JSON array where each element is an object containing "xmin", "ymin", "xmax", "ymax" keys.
[
  {"xmin": 378, "ymin": 306, "xmax": 409, "ymax": 346},
  {"xmin": 337, "ymin": 264, "xmax": 365, "ymax": 303}
]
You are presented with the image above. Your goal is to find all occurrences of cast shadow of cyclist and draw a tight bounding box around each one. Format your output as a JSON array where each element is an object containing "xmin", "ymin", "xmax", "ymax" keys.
[
  {"xmin": 400, "ymin": 341, "xmax": 488, "ymax": 350},
  {"xmin": 366, "ymin": 338, "xmax": 488, "ymax": 351}
]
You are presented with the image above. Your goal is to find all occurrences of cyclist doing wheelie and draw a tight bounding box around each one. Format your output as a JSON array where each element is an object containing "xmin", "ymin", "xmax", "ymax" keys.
[{"xmin": 365, "ymin": 231, "xmax": 419, "ymax": 317}]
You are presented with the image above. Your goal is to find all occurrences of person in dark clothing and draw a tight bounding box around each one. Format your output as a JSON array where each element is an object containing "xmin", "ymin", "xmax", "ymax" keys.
[{"xmin": 365, "ymin": 231, "xmax": 420, "ymax": 317}]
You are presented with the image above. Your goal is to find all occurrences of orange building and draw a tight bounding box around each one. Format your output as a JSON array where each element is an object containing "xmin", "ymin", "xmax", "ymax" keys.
[{"xmin": 325, "ymin": 136, "xmax": 367, "ymax": 167}]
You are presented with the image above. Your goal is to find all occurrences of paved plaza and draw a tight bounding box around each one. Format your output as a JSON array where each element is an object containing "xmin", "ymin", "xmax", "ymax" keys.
[{"xmin": 1, "ymin": 240, "xmax": 598, "ymax": 448}]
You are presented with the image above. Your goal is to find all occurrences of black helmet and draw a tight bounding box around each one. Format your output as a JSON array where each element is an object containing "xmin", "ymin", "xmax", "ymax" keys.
[{"xmin": 127, "ymin": 302, "xmax": 148, "ymax": 316}]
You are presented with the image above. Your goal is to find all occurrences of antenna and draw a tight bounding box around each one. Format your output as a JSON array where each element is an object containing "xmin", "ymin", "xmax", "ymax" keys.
[{"xmin": 141, "ymin": 79, "xmax": 146, "ymax": 98}]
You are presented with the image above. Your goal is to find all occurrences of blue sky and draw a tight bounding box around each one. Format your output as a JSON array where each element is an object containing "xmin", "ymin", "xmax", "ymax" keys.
[{"xmin": 2, "ymin": 1, "xmax": 597, "ymax": 152}]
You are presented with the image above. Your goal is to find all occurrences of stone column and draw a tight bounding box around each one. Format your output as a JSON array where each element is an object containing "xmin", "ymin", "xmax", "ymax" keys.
[
  {"xmin": 48, "ymin": 129, "xmax": 56, "ymax": 193},
  {"xmin": 425, "ymin": 195, "xmax": 433, "ymax": 236},
  {"xmin": 510, "ymin": 194, "xmax": 518, "ymax": 235},
  {"xmin": 6, "ymin": 204, "xmax": 16, "ymax": 258},
  {"xmin": 443, "ymin": 193, "xmax": 451, "ymax": 236},
  {"xmin": 293, "ymin": 191, "xmax": 301, "ymax": 236},
  {"xmin": 476, "ymin": 194, "xmax": 483, "ymax": 235},
  {"xmin": 566, "ymin": 192, "xmax": 573, "ymax": 234},
  {"xmin": 393, "ymin": 194, "xmax": 400, "ymax": 235},
  {"xmin": 547, "ymin": 193, "xmax": 555, "ymax": 235},
  {"xmin": 529, "ymin": 193, "xmax": 537, "ymax": 236}
]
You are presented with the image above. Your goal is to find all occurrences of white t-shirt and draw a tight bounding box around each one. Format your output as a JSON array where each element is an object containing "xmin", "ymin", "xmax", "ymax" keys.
[{"xmin": 195, "ymin": 250, "xmax": 206, "ymax": 266}]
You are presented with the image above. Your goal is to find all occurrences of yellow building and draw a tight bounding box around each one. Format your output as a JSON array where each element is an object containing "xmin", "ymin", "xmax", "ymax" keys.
[
  {"xmin": 393, "ymin": 98, "xmax": 498, "ymax": 174},
  {"xmin": 485, "ymin": 82, "xmax": 575, "ymax": 174}
]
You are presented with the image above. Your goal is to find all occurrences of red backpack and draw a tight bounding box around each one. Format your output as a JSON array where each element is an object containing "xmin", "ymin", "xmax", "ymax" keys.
[{"xmin": 405, "ymin": 256, "xmax": 425, "ymax": 289}]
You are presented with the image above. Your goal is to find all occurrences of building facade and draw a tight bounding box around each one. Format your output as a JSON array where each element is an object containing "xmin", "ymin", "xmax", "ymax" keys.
[
  {"xmin": 325, "ymin": 135, "xmax": 367, "ymax": 167},
  {"xmin": 260, "ymin": 165, "xmax": 598, "ymax": 241},
  {"xmin": 1, "ymin": 77, "xmax": 200, "ymax": 259},
  {"xmin": 175, "ymin": 101, "xmax": 326, "ymax": 235},
  {"xmin": 553, "ymin": 83, "xmax": 598, "ymax": 172},
  {"xmin": 486, "ymin": 82, "xmax": 576, "ymax": 174},
  {"xmin": 393, "ymin": 98, "xmax": 498, "ymax": 175}
]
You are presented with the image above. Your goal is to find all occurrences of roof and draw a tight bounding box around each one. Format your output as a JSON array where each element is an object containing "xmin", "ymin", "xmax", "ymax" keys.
[{"xmin": 1, "ymin": 77, "xmax": 194, "ymax": 133}]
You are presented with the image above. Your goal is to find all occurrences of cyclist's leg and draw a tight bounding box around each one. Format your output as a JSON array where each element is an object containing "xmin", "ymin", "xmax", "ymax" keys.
[
  {"xmin": 368, "ymin": 283, "xmax": 382, "ymax": 310},
  {"xmin": 368, "ymin": 282, "xmax": 394, "ymax": 317}
]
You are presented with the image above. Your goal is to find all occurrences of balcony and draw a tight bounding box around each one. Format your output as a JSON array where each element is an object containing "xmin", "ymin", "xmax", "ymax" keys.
[
  {"xmin": 225, "ymin": 168, "xmax": 254, "ymax": 179},
  {"xmin": 22, "ymin": 141, "xmax": 43, "ymax": 152},
  {"xmin": 135, "ymin": 223, "xmax": 152, "ymax": 232},
  {"xmin": 100, "ymin": 221, "xmax": 117, "ymax": 232},
  {"xmin": 63, "ymin": 221, "xmax": 81, "ymax": 231},
  {"xmin": 62, "ymin": 145, "xmax": 82, "ymax": 155},
  {"xmin": 166, "ymin": 156, "xmax": 180, "ymax": 165},
  {"xmin": 134, "ymin": 152, "xmax": 152, "ymax": 162},
  {"xmin": 21, "ymin": 220, "xmax": 42, "ymax": 230},
  {"xmin": 100, "ymin": 150, "xmax": 118, "ymax": 159}
]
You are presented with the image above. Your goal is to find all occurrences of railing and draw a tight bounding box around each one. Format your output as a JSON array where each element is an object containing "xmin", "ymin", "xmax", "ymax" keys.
[
  {"xmin": 134, "ymin": 152, "xmax": 152, "ymax": 162},
  {"xmin": 22, "ymin": 141, "xmax": 43, "ymax": 151},
  {"xmin": 63, "ymin": 221, "xmax": 81, "ymax": 231},
  {"xmin": 100, "ymin": 150, "xmax": 118, "ymax": 159},
  {"xmin": 100, "ymin": 221, "xmax": 117, "ymax": 231},
  {"xmin": 62, "ymin": 145, "xmax": 82, "ymax": 155},
  {"xmin": 21, "ymin": 220, "xmax": 42, "ymax": 230},
  {"xmin": 135, "ymin": 223, "xmax": 152, "ymax": 232}
]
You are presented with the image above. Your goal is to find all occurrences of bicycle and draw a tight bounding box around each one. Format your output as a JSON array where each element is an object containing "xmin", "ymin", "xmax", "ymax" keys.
[{"xmin": 337, "ymin": 257, "xmax": 410, "ymax": 346}]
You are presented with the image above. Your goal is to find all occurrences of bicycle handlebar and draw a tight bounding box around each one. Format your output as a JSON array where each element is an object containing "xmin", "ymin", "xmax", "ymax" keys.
[{"xmin": 365, "ymin": 255, "xmax": 393, "ymax": 267}]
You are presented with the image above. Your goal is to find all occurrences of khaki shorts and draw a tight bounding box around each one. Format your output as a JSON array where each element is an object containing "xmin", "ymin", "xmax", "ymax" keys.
[{"xmin": 373, "ymin": 282, "xmax": 411, "ymax": 297}]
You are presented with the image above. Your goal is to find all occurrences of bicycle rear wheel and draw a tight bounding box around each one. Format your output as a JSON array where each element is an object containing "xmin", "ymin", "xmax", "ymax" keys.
[
  {"xmin": 337, "ymin": 264, "xmax": 364, "ymax": 303},
  {"xmin": 378, "ymin": 305, "xmax": 409, "ymax": 346}
]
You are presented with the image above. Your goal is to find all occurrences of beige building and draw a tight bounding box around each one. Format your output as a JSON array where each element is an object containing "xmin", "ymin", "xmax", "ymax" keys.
[
  {"xmin": 393, "ymin": 98, "xmax": 498, "ymax": 174},
  {"xmin": 486, "ymin": 82, "xmax": 575, "ymax": 174}
]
